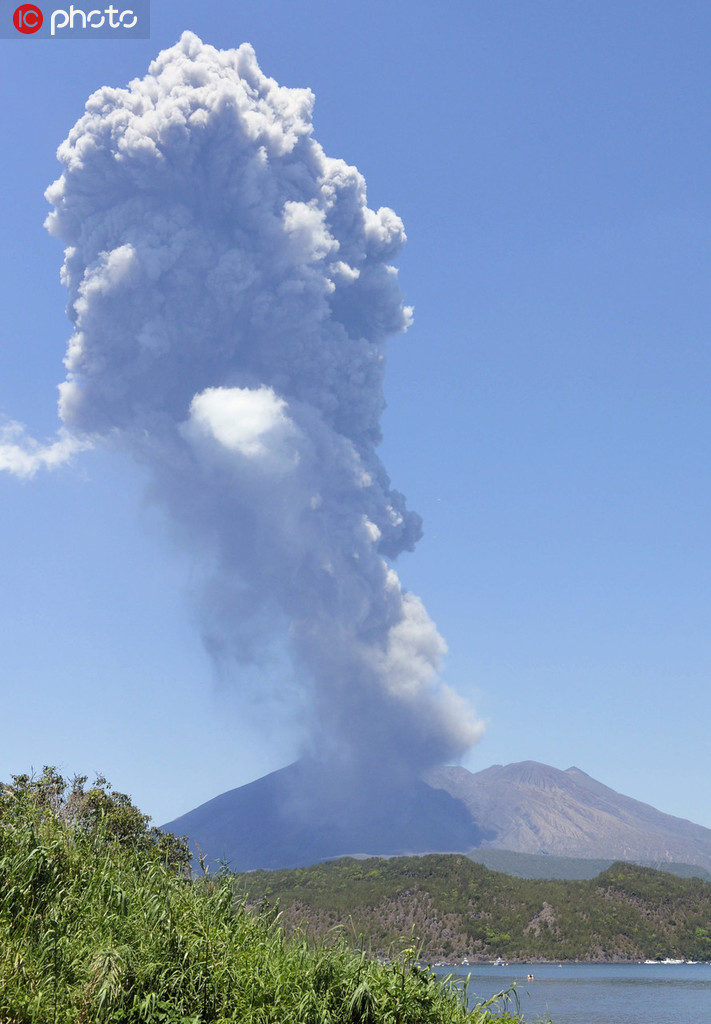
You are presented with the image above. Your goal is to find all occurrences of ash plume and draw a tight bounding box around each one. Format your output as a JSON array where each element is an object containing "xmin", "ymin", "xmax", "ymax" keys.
[{"xmin": 3, "ymin": 33, "xmax": 483, "ymax": 785}]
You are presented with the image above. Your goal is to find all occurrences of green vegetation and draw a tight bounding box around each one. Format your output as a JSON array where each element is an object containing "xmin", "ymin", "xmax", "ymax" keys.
[
  {"xmin": 237, "ymin": 854, "xmax": 711, "ymax": 963},
  {"xmin": 0, "ymin": 770, "xmax": 529, "ymax": 1023}
]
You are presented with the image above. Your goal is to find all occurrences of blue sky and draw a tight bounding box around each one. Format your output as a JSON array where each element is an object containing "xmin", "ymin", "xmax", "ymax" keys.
[{"xmin": 2, "ymin": 1, "xmax": 711, "ymax": 831}]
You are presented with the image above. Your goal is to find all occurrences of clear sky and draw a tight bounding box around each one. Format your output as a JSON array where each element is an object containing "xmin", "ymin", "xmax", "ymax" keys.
[{"xmin": 2, "ymin": 1, "xmax": 711, "ymax": 832}]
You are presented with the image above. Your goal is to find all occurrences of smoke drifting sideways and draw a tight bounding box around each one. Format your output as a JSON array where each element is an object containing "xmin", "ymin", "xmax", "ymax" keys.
[{"xmin": 2, "ymin": 33, "xmax": 483, "ymax": 795}]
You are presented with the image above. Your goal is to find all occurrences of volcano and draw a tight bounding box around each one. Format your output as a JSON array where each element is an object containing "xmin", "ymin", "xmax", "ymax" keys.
[{"xmin": 162, "ymin": 760, "xmax": 711, "ymax": 874}]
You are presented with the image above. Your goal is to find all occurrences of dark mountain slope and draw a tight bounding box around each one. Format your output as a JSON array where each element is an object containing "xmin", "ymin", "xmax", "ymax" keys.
[{"xmin": 163, "ymin": 760, "xmax": 489, "ymax": 872}]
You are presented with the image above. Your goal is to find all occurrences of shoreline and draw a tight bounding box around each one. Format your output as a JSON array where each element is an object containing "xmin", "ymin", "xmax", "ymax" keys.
[{"xmin": 425, "ymin": 957, "xmax": 711, "ymax": 968}]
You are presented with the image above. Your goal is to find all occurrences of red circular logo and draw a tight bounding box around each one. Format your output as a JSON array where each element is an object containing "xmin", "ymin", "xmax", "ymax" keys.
[{"xmin": 13, "ymin": 3, "xmax": 43, "ymax": 33}]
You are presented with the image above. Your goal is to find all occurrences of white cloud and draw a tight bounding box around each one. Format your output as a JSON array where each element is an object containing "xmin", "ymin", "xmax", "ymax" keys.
[
  {"xmin": 0, "ymin": 421, "xmax": 92, "ymax": 480},
  {"xmin": 184, "ymin": 385, "xmax": 301, "ymax": 472}
]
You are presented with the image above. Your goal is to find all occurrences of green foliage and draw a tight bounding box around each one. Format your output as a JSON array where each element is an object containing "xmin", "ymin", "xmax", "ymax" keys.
[
  {"xmin": 236, "ymin": 854, "xmax": 711, "ymax": 963},
  {"xmin": 0, "ymin": 769, "xmax": 527, "ymax": 1024}
]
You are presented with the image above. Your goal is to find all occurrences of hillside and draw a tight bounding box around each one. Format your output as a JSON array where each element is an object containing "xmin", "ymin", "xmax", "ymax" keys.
[
  {"xmin": 237, "ymin": 854, "xmax": 711, "ymax": 963},
  {"xmin": 162, "ymin": 759, "xmax": 711, "ymax": 874}
]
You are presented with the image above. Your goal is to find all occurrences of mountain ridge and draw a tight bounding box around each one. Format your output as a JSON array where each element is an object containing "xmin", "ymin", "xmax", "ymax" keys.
[
  {"xmin": 424, "ymin": 760, "xmax": 711, "ymax": 872},
  {"xmin": 162, "ymin": 759, "xmax": 711, "ymax": 875}
]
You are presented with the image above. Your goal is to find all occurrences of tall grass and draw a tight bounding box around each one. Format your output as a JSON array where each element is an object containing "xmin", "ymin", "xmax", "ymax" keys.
[{"xmin": 0, "ymin": 770, "xmax": 531, "ymax": 1023}]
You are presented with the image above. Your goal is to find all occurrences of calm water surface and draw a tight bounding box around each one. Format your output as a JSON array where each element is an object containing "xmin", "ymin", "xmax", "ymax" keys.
[{"xmin": 434, "ymin": 962, "xmax": 711, "ymax": 1024}]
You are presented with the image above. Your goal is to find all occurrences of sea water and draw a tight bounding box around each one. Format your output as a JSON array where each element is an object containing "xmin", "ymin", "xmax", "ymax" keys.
[{"xmin": 433, "ymin": 962, "xmax": 711, "ymax": 1024}]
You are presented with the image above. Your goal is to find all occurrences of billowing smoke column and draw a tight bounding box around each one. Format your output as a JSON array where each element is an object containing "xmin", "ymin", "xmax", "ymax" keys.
[{"xmin": 5, "ymin": 33, "xmax": 483, "ymax": 786}]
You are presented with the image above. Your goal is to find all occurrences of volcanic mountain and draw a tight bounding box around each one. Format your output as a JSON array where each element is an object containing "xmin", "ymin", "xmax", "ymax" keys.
[
  {"xmin": 161, "ymin": 760, "xmax": 711, "ymax": 874},
  {"xmin": 424, "ymin": 761, "xmax": 711, "ymax": 872}
]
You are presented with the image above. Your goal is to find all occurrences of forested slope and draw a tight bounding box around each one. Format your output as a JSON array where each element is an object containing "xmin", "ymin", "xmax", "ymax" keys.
[{"xmin": 238, "ymin": 854, "xmax": 711, "ymax": 963}]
